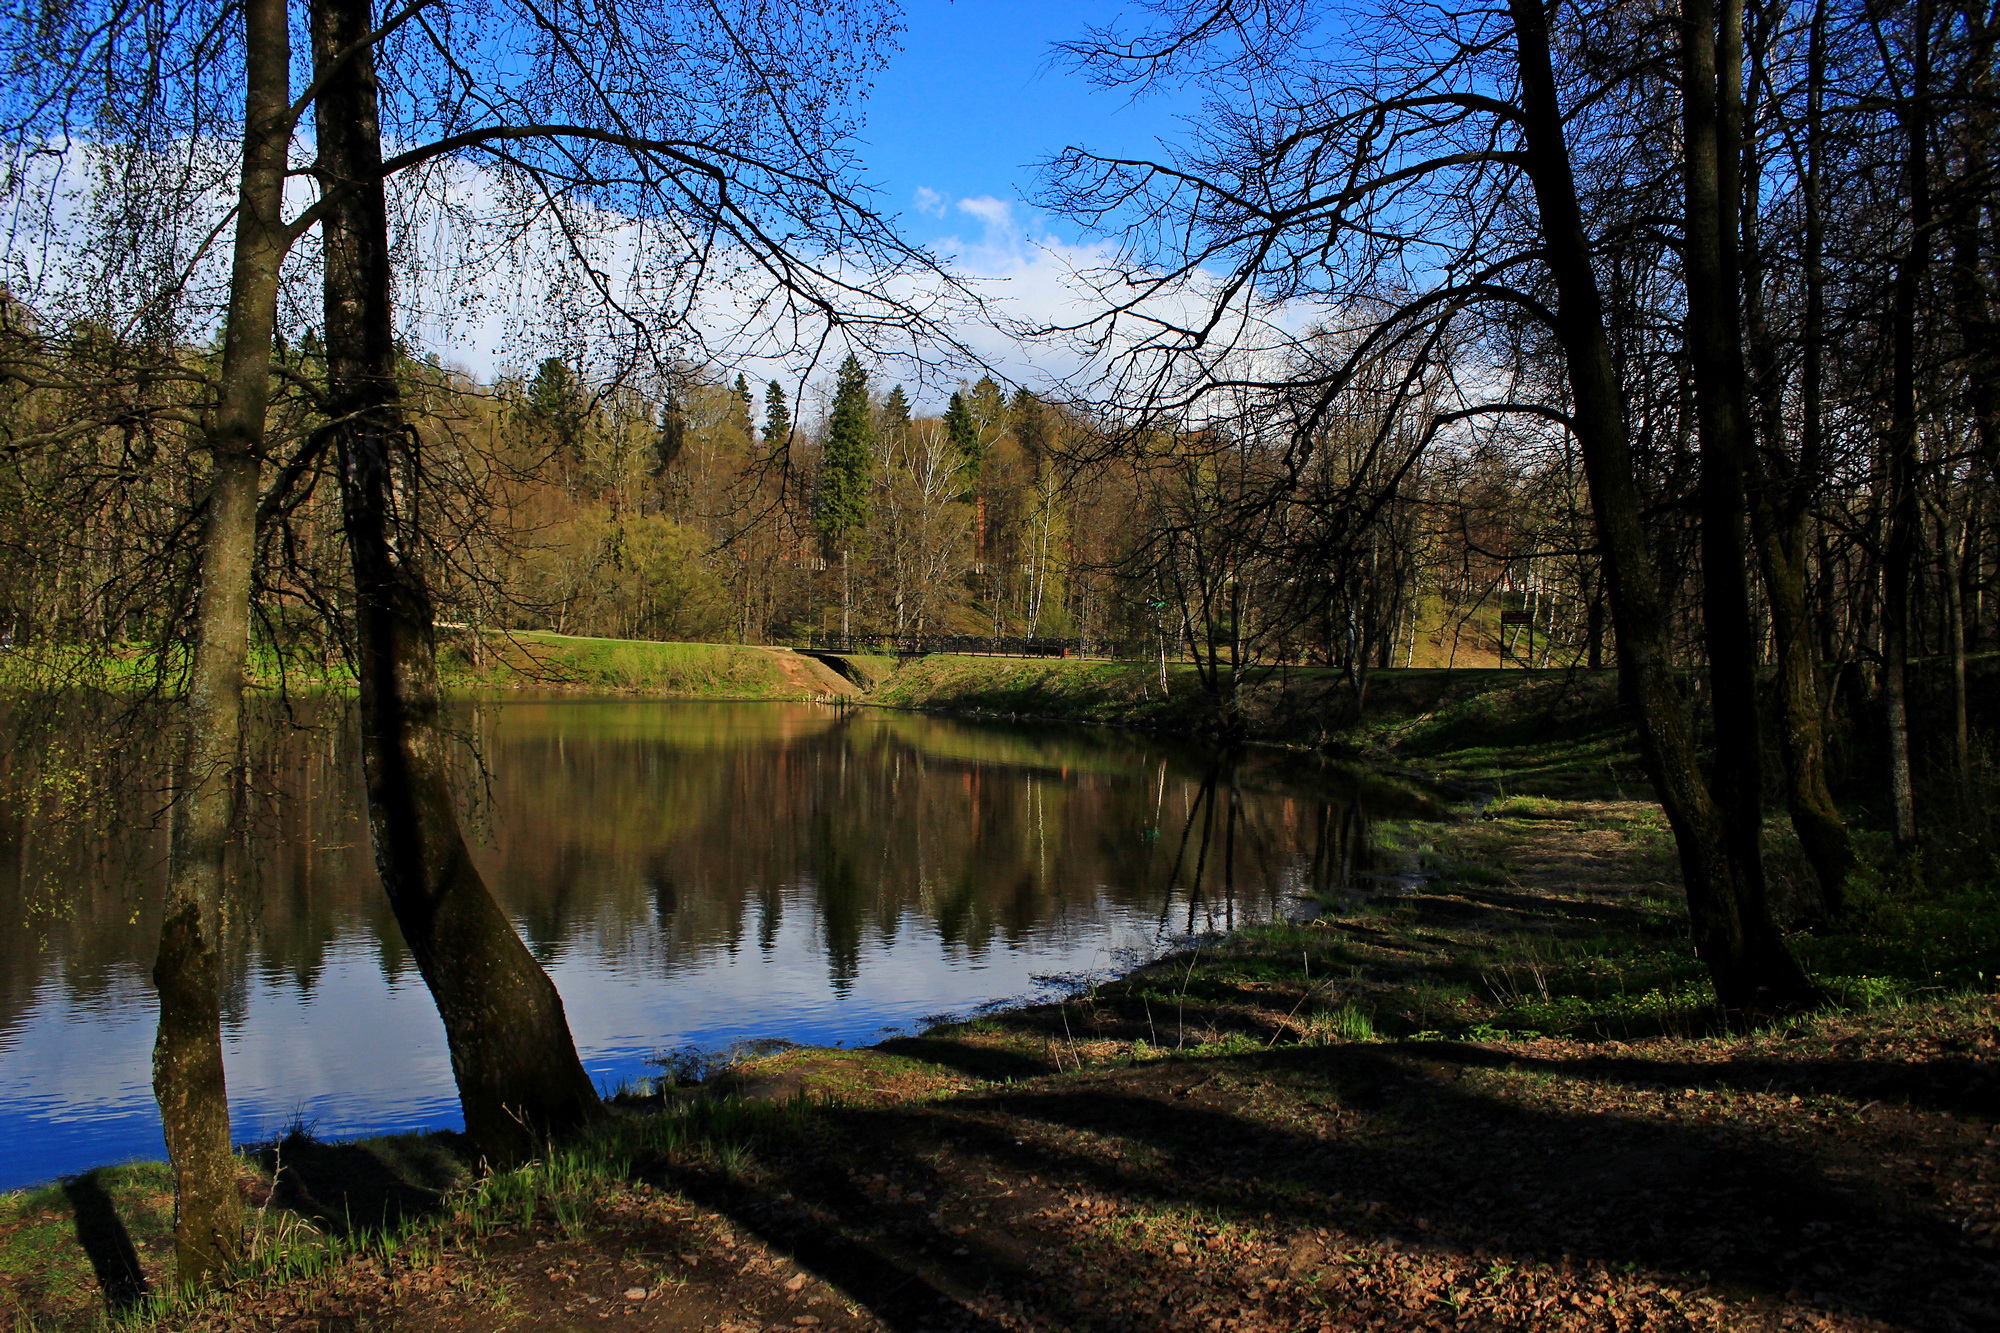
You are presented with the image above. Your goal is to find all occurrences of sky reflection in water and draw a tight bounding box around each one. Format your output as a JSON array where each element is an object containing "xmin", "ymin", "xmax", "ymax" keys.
[{"xmin": 0, "ymin": 699, "xmax": 1389, "ymax": 1190}]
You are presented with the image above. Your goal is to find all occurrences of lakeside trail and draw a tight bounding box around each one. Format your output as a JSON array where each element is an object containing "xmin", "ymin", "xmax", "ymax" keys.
[{"xmin": 5, "ymin": 800, "xmax": 1996, "ymax": 1332}]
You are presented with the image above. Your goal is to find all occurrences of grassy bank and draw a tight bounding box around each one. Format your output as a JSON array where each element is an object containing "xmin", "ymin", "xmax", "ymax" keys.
[
  {"xmin": 437, "ymin": 632, "xmax": 859, "ymax": 700},
  {"xmin": 7, "ymin": 797, "xmax": 1996, "ymax": 1332},
  {"xmin": 2, "ymin": 636, "xmax": 1639, "ymax": 794},
  {"xmin": 0, "ymin": 635, "xmax": 862, "ymax": 703},
  {"xmin": 863, "ymin": 654, "xmax": 1638, "ymax": 793}
]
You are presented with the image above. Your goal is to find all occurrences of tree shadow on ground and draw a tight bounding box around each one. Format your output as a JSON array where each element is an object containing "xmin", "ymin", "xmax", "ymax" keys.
[
  {"xmin": 1418, "ymin": 1037, "xmax": 2000, "ymax": 1127},
  {"xmin": 873, "ymin": 1035, "xmax": 1058, "ymax": 1083},
  {"xmin": 661, "ymin": 1162, "xmax": 1025, "ymax": 1333},
  {"xmin": 252, "ymin": 1130, "xmax": 464, "ymax": 1237},
  {"xmin": 707, "ymin": 1038, "xmax": 1996, "ymax": 1332},
  {"xmin": 61, "ymin": 1170, "xmax": 150, "ymax": 1313}
]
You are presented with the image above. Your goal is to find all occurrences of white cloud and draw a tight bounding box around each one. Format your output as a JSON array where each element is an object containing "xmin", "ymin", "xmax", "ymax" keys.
[
  {"xmin": 6, "ymin": 141, "xmax": 1317, "ymax": 422},
  {"xmin": 955, "ymin": 194, "xmax": 1016, "ymax": 237}
]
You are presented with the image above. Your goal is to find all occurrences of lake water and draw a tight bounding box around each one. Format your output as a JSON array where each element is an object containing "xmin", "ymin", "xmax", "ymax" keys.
[{"xmin": 0, "ymin": 698, "xmax": 1409, "ymax": 1191}]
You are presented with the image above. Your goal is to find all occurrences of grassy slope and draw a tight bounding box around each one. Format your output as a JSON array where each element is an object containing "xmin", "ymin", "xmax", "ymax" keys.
[
  {"xmin": 0, "ymin": 636, "xmax": 860, "ymax": 701},
  {"xmin": 440, "ymin": 633, "xmax": 858, "ymax": 699},
  {"xmin": 866, "ymin": 654, "xmax": 1638, "ymax": 794}
]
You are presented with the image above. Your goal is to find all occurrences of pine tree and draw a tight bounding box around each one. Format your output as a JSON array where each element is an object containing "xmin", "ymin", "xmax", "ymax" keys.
[
  {"xmin": 1011, "ymin": 387, "xmax": 1048, "ymax": 460},
  {"xmin": 527, "ymin": 356, "xmax": 577, "ymax": 416},
  {"xmin": 528, "ymin": 356, "xmax": 586, "ymax": 462},
  {"xmin": 879, "ymin": 383, "xmax": 911, "ymax": 434},
  {"xmin": 816, "ymin": 354, "xmax": 874, "ymax": 555},
  {"xmin": 654, "ymin": 393, "xmax": 687, "ymax": 474},
  {"xmin": 944, "ymin": 390, "xmax": 979, "ymax": 480},
  {"xmin": 817, "ymin": 353, "xmax": 875, "ymax": 644},
  {"xmin": 730, "ymin": 372, "xmax": 754, "ymax": 442},
  {"xmin": 967, "ymin": 376, "xmax": 1005, "ymax": 433},
  {"xmin": 763, "ymin": 379, "xmax": 792, "ymax": 451}
]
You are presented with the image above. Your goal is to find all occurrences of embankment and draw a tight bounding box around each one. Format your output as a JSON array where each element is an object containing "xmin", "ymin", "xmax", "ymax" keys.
[
  {"xmin": 852, "ymin": 649, "xmax": 2000, "ymax": 798},
  {"xmin": 439, "ymin": 631, "xmax": 860, "ymax": 701},
  {"xmin": 420, "ymin": 633, "xmax": 1993, "ymax": 799},
  {"xmin": 860, "ymin": 653, "xmax": 1636, "ymax": 792},
  {"xmin": 429, "ymin": 633, "xmax": 1636, "ymax": 794}
]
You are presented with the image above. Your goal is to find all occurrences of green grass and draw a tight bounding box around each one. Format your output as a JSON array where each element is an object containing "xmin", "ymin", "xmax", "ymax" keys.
[
  {"xmin": 867, "ymin": 654, "xmax": 1208, "ymax": 728},
  {"xmin": 0, "ymin": 1093, "xmax": 831, "ymax": 1329},
  {"xmin": 865, "ymin": 655, "xmax": 1642, "ymax": 792},
  {"xmin": 440, "ymin": 632, "xmax": 840, "ymax": 698},
  {"xmin": 1, "ymin": 634, "xmax": 850, "ymax": 703},
  {"xmin": 1794, "ymin": 865, "xmax": 2000, "ymax": 997},
  {"xmin": 0, "ymin": 1163, "xmax": 176, "ymax": 1326},
  {"xmin": 809, "ymin": 652, "xmax": 900, "ymax": 689}
]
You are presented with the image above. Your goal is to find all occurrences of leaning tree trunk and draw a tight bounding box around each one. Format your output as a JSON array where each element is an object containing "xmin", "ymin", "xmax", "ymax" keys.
[
  {"xmin": 152, "ymin": 0, "xmax": 290, "ymax": 1283},
  {"xmin": 312, "ymin": 0, "xmax": 601, "ymax": 1165},
  {"xmin": 1507, "ymin": 0, "xmax": 1818, "ymax": 1015}
]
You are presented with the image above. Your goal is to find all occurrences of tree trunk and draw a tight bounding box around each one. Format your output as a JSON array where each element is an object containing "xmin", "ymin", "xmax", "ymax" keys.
[
  {"xmin": 1940, "ymin": 509, "xmax": 1973, "ymax": 792},
  {"xmin": 1739, "ymin": 0, "xmax": 1853, "ymax": 916},
  {"xmin": 1883, "ymin": 0, "xmax": 1932, "ymax": 868},
  {"xmin": 1950, "ymin": 0, "xmax": 2000, "ymax": 488},
  {"xmin": 1507, "ymin": 0, "xmax": 1818, "ymax": 1014},
  {"xmin": 312, "ymin": 0, "xmax": 602, "ymax": 1166},
  {"xmin": 152, "ymin": 0, "xmax": 291, "ymax": 1282},
  {"xmin": 1683, "ymin": 0, "xmax": 1782, "ymax": 936}
]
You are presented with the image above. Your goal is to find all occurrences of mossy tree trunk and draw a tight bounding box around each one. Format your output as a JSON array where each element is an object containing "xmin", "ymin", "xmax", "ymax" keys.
[{"xmin": 151, "ymin": 0, "xmax": 291, "ymax": 1283}]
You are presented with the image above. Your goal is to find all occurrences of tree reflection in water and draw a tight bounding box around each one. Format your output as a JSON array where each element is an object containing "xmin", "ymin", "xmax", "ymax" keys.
[{"xmin": 0, "ymin": 697, "xmax": 1440, "ymax": 1187}]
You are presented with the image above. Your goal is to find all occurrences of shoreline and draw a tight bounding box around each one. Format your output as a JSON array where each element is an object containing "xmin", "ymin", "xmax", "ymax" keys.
[
  {"xmin": 5, "ymin": 793, "xmax": 1996, "ymax": 1330},
  {"xmin": 5, "ymin": 652, "xmax": 1996, "ymax": 1329}
]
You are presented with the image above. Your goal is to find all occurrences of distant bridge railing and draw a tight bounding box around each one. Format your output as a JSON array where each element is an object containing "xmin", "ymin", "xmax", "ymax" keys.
[{"xmin": 799, "ymin": 633, "xmax": 1107, "ymax": 658}]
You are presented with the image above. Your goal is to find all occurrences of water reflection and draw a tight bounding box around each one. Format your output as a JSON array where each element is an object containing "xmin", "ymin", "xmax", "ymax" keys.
[{"xmin": 0, "ymin": 699, "xmax": 1426, "ymax": 1189}]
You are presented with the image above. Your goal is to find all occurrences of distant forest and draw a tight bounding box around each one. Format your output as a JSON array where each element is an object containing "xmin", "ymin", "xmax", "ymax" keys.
[
  {"xmin": 0, "ymin": 335, "xmax": 1704, "ymax": 671},
  {"xmin": 2, "ymin": 314, "xmax": 1991, "ymax": 685}
]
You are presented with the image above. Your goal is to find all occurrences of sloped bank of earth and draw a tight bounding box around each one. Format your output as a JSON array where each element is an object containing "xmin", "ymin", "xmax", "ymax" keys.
[
  {"xmin": 441, "ymin": 634, "xmax": 862, "ymax": 700},
  {"xmin": 861, "ymin": 655, "xmax": 1639, "ymax": 793},
  {"xmin": 7, "ymin": 801, "xmax": 1995, "ymax": 1333}
]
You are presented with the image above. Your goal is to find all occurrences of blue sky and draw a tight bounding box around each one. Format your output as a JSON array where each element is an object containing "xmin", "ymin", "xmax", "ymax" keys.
[
  {"xmin": 390, "ymin": 1, "xmax": 1218, "ymax": 391},
  {"xmin": 860, "ymin": 0, "xmax": 1198, "ymax": 258}
]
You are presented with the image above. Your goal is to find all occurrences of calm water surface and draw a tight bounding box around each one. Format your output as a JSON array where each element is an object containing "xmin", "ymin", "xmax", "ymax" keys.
[{"xmin": 0, "ymin": 699, "xmax": 1408, "ymax": 1190}]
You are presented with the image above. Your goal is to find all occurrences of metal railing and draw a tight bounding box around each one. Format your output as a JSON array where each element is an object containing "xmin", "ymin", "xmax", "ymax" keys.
[{"xmin": 799, "ymin": 633, "xmax": 1101, "ymax": 658}]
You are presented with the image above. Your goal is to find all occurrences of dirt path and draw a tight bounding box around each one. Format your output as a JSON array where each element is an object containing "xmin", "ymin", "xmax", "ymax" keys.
[{"xmin": 763, "ymin": 648, "xmax": 863, "ymax": 699}]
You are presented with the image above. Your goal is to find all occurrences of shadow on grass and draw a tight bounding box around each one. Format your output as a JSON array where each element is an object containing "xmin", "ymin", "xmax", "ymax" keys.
[
  {"xmin": 689, "ymin": 1037, "xmax": 1995, "ymax": 1332},
  {"xmin": 1418, "ymin": 1038, "xmax": 2000, "ymax": 1122},
  {"xmin": 873, "ymin": 1035, "xmax": 1058, "ymax": 1083},
  {"xmin": 253, "ymin": 1130, "xmax": 463, "ymax": 1238},
  {"xmin": 61, "ymin": 1170, "xmax": 149, "ymax": 1313},
  {"xmin": 662, "ymin": 1164, "xmax": 1025, "ymax": 1333}
]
